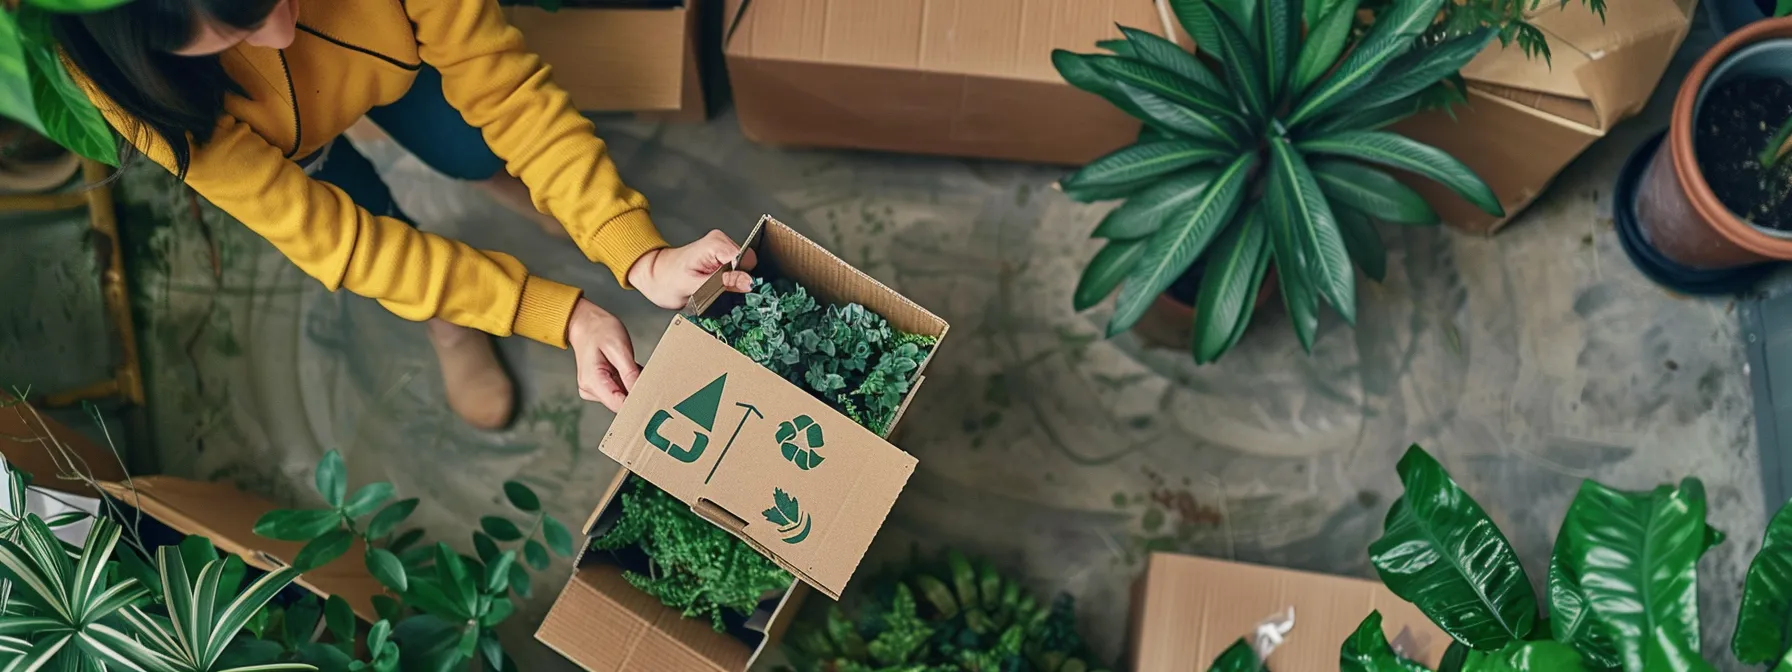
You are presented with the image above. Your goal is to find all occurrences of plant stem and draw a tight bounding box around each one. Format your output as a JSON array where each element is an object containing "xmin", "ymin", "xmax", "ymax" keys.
[{"xmin": 1760, "ymin": 112, "xmax": 1792, "ymax": 168}]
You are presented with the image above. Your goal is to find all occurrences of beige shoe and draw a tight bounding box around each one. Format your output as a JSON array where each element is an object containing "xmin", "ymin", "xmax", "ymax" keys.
[{"xmin": 427, "ymin": 320, "xmax": 516, "ymax": 430}]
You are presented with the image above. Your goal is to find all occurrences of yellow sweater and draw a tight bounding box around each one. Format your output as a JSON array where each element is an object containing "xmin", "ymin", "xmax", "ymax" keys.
[{"xmin": 76, "ymin": 0, "xmax": 669, "ymax": 348}]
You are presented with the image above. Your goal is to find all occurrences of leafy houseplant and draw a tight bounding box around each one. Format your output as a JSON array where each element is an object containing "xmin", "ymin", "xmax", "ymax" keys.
[
  {"xmin": 1297, "ymin": 443, "xmax": 1792, "ymax": 671},
  {"xmin": 783, "ymin": 550, "xmax": 1110, "ymax": 672},
  {"xmin": 1055, "ymin": 0, "xmax": 1505, "ymax": 363},
  {"xmin": 0, "ymin": 0, "xmax": 121, "ymax": 165}
]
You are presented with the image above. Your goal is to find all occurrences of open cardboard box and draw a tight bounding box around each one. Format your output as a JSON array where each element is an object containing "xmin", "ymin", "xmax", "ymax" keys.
[
  {"xmin": 506, "ymin": 0, "xmax": 709, "ymax": 121},
  {"xmin": 1130, "ymin": 553, "xmax": 1449, "ymax": 670},
  {"xmin": 535, "ymin": 215, "xmax": 950, "ymax": 671}
]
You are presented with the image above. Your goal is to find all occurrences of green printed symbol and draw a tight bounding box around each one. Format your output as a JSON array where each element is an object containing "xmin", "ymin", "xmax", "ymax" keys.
[
  {"xmin": 645, "ymin": 374, "xmax": 728, "ymax": 463},
  {"xmin": 776, "ymin": 415, "xmax": 826, "ymax": 470},
  {"xmin": 761, "ymin": 488, "xmax": 812, "ymax": 544}
]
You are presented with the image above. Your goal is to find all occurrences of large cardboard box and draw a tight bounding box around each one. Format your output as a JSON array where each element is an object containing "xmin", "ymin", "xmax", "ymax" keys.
[
  {"xmin": 1130, "ymin": 553, "xmax": 1451, "ymax": 670},
  {"xmin": 536, "ymin": 215, "xmax": 950, "ymax": 671},
  {"xmin": 508, "ymin": 0, "xmax": 708, "ymax": 120}
]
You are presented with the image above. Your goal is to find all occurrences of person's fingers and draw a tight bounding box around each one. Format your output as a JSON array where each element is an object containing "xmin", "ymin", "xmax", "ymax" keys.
[
  {"xmin": 585, "ymin": 361, "xmax": 627, "ymax": 412},
  {"xmin": 737, "ymin": 247, "xmax": 759, "ymax": 272},
  {"xmin": 603, "ymin": 339, "xmax": 642, "ymax": 392},
  {"xmin": 721, "ymin": 271, "xmax": 753, "ymax": 293}
]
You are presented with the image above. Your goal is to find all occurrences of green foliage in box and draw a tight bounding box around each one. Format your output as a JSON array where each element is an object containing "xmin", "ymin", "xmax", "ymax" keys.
[
  {"xmin": 592, "ymin": 476, "xmax": 793, "ymax": 632},
  {"xmin": 697, "ymin": 278, "xmax": 936, "ymax": 437},
  {"xmin": 784, "ymin": 550, "xmax": 1110, "ymax": 672}
]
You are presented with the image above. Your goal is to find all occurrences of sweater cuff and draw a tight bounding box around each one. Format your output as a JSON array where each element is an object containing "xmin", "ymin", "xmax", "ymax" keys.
[
  {"xmin": 585, "ymin": 208, "xmax": 670, "ymax": 288},
  {"xmin": 514, "ymin": 276, "xmax": 583, "ymax": 349}
]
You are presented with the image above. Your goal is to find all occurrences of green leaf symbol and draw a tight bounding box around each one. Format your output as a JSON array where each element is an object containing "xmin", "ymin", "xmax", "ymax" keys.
[
  {"xmin": 776, "ymin": 415, "xmax": 827, "ymax": 471},
  {"xmin": 762, "ymin": 487, "xmax": 812, "ymax": 544}
]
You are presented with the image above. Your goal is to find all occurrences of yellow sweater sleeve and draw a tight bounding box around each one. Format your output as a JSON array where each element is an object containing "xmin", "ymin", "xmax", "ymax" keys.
[
  {"xmin": 103, "ymin": 111, "xmax": 584, "ymax": 348},
  {"xmin": 405, "ymin": 0, "xmax": 670, "ymax": 282}
]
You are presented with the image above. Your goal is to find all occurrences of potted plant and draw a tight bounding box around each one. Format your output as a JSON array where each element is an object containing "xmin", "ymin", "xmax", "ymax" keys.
[
  {"xmin": 1617, "ymin": 19, "xmax": 1792, "ymax": 296},
  {"xmin": 0, "ymin": 0, "xmax": 123, "ymax": 181},
  {"xmin": 1054, "ymin": 0, "xmax": 1504, "ymax": 363}
]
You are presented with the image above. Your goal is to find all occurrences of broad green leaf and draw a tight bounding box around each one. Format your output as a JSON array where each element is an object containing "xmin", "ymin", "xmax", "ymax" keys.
[
  {"xmin": 1268, "ymin": 205, "xmax": 1320, "ymax": 351},
  {"xmin": 523, "ymin": 540, "xmax": 550, "ymax": 571},
  {"xmin": 1191, "ymin": 212, "xmax": 1269, "ymax": 363},
  {"xmin": 1053, "ymin": 50, "xmax": 1150, "ymax": 122},
  {"xmin": 484, "ymin": 550, "xmax": 516, "ymax": 594},
  {"xmin": 1170, "ymin": 0, "xmax": 1225, "ymax": 62},
  {"xmin": 1342, "ymin": 29, "xmax": 1494, "ymax": 112},
  {"xmin": 1368, "ymin": 445, "xmax": 1538, "ymax": 648},
  {"xmin": 1557, "ymin": 478, "xmax": 1707, "ymax": 672},
  {"xmin": 479, "ymin": 517, "xmax": 522, "ymax": 543},
  {"xmin": 1778, "ymin": 646, "xmax": 1792, "ymax": 672},
  {"xmin": 1092, "ymin": 167, "xmax": 1223, "ymax": 240},
  {"xmin": 1290, "ymin": 0, "xmax": 1357, "ymax": 96},
  {"xmin": 1218, "ymin": 207, "xmax": 1274, "ymax": 356},
  {"xmin": 1207, "ymin": 638, "xmax": 1261, "ymax": 671},
  {"xmin": 1297, "ymin": 131, "xmax": 1503, "ymax": 218},
  {"xmin": 177, "ymin": 535, "xmax": 218, "ymax": 579},
  {"xmin": 17, "ymin": 8, "xmax": 113, "ymax": 165},
  {"xmin": 507, "ymin": 563, "xmax": 532, "ymax": 598},
  {"xmin": 325, "ymin": 595, "xmax": 356, "ymax": 652},
  {"xmin": 1061, "ymin": 175, "xmax": 1158, "ymax": 203},
  {"xmin": 541, "ymin": 516, "xmax": 574, "ymax": 557},
  {"xmin": 502, "ymin": 482, "xmax": 540, "ymax": 513},
  {"xmin": 1643, "ymin": 625, "xmax": 1717, "ymax": 672},
  {"xmin": 1256, "ymin": 0, "xmax": 1298, "ymax": 104},
  {"xmin": 1333, "ymin": 206, "xmax": 1386, "ymax": 282},
  {"xmin": 1267, "ymin": 138, "xmax": 1354, "ymax": 323},
  {"xmin": 481, "ymin": 598, "xmax": 515, "ymax": 628},
  {"xmin": 293, "ymin": 529, "xmax": 354, "ymax": 572},
  {"xmin": 1735, "ymin": 498, "xmax": 1792, "ymax": 664},
  {"xmin": 1096, "ymin": 38, "xmax": 1135, "ymax": 56},
  {"xmin": 1091, "ymin": 56, "xmax": 1247, "ymax": 132},
  {"xmin": 434, "ymin": 543, "xmax": 478, "ymax": 616},
  {"xmin": 21, "ymin": 0, "xmax": 132, "ymax": 12},
  {"xmin": 1108, "ymin": 153, "xmax": 1255, "ymax": 336},
  {"xmin": 372, "ymin": 595, "xmax": 402, "ymax": 623},
  {"xmin": 472, "ymin": 532, "xmax": 500, "ymax": 564},
  {"xmin": 366, "ymin": 498, "xmax": 419, "ymax": 540},
  {"xmin": 367, "ymin": 547, "xmax": 408, "ymax": 593},
  {"xmin": 1211, "ymin": 0, "xmax": 1258, "ymax": 42},
  {"xmin": 1341, "ymin": 611, "xmax": 1428, "ymax": 672},
  {"xmin": 478, "ymin": 632, "xmax": 503, "ymax": 672},
  {"xmin": 0, "ymin": 12, "xmax": 42, "ymax": 135},
  {"xmin": 388, "ymin": 529, "xmax": 425, "ymax": 555},
  {"xmin": 315, "ymin": 451, "xmax": 347, "ymax": 508},
  {"xmin": 1074, "ymin": 239, "xmax": 1146, "ymax": 311},
  {"xmin": 1118, "ymin": 26, "xmax": 1229, "ymax": 96},
  {"xmin": 342, "ymin": 483, "xmax": 395, "ymax": 519},
  {"xmin": 1313, "ymin": 160, "xmax": 1438, "ymax": 225},
  {"xmin": 1287, "ymin": 0, "xmax": 1445, "ymax": 126},
  {"xmin": 1114, "ymin": 81, "xmax": 1234, "ymax": 145},
  {"xmin": 1208, "ymin": 6, "xmax": 1267, "ymax": 120},
  {"xmin": 1461, "ymin": 640, "xmax": 1589, "ymax": 671},
  {"xmin": 1548, "ymin": 543, "xmax": 1621, "ymax": 669},
  {"xmin": 1063, "ymin": 140, "xmax": 1231, "ymax": 192},
  {"xmin": 1307, "ymin": 99, "xmax": 1424, "ymax": 136}
]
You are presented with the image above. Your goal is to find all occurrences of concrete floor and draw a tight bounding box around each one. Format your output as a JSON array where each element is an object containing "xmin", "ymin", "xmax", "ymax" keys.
[{"xmin": 0, "ymin": 14, "xmax": 1775, "ymax": 670}]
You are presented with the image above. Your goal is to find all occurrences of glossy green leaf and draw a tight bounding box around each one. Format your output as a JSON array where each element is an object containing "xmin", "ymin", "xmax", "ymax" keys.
[
  {"xmin": 1064, "ymin": 140, "xmax": 1232, "ymax": 192},
  {"xmin": 1341, "ymin": 611, "xmax": 1429, "ymax": 671},
  {"xmin": 1092, "ymin": 56, "xmax": 1246, "ymax": 129},
  {"xmin": 1212, "ymin": 0, "xmax": 1258, "ymax": 42},
  {"xmin": 1290, "ymin": 0, "xmax": 1358, "ymax": 96},
  {"xmin": 542, "ymin": 515, "xmax": 575, "ymax": 557},
  {"xmin": 1119, "ymin": 26, "xmax": 1229, "ymax": 96},
  {"xmin": 1256, "ymin": 0, "xmax": 1298, "ymax": 103},
  {"xmin": 388, "ymin": 528, "xmax": 425, "ymax": 555},
  {"xmin": 1342, "ymin": 29, "xmax": 1494, "ymax": 112},
  {"xmin": 479, "ymin": 516, "xmax": 523, "ymax": 542},
  {"xmin": 343, "ymin": 482, "xmax": 396, "ymax": 519},
  {"xmin": 1643, "ymin": 625, "xmax": 1717, "ymax": 672},
  {"xmin": 294, "ymin": 528, "xmax": 355, "ymax": 572},
  {"xmin": 1267, "ymin": 137, "xmax": 1354, "ymax": 323},
  {"xmin": 1092, "ymin": 167, "xmax": 1224, "ymax": 240},
  {"xmin": 1297, "ymin": 131, "xmax": 1503, "ymax": 217},
  {"xmin": 523, "ymin": 540, "xmax": 550, "ymax": 571},
  {"xmin": 1268, "ymin": 208, "xmax": 1319, "ymax": 351},
  {"xmin": 1307, "ymin": 99, "xmax": 1425, "ymax": 136},
  {"xmin": 1208, "ymin": 6, "xmax": 1267, "ymax": 120},
  {"xmin": 1096, "ymin": 38, "xmax": 1135, "ymax": 56},
  {"xmin": 1313, "ymin": 160, "xmax": 1438, "ymax": 225},
  {"xmin": 1207, "ymin": 638, "xmax": 1261, "ymax": 671},
  {"xmin": 508, "ymin": 562, "xmax": 533, "ymax": 598},
  {"xmin": 1287, "ymin": 0, "xmax": 1444, "ymax": 126},
  {"xmin": 1114, "ymin": 81, "xmax": 1234, "ymax": 145},
  {"xmin": 1053, "ymin": 50, "xmax": 1150, "ymax": 122},
  {"xmin": 372, "ymin": 594, "xmax": 403, "ymax": 623},
  {"xmin": 502, "ymin": 481, "xmax": 540, "ymax": 513},
  {"xmin": 1191, "ymin": 212, "xmax": 1269, "ymax": 363},
  {"xmin": 478, "ymin": 632, "xmax": 503, "ymax": 672},
  {"xmin": 316, "ymin": 450, "xmax": 347, "ymax": 508},
  {"xmin": 1108, "ymin": 153, "xmax": 1255, "ymax": 336},
  {"xmin": 367, "ymin": 547, "xmax": 409, "ymax": 593},
  {"xmin": 1217, "ymin": 206, "xmax": 1274, "ymax": 357},
  {"xmin": 367, "ymin": 498, "xmax": 419, "ymax": 540},
  {"xmin": 1170, "ymin": 0, "xmax": 1225, "ymax": 63},
  {"xmin": 1461, "ymin": 640, "xmax": 1589, "ymax": 671},
  {"xmin": 1557, "ymin": 478, "xmax": 1707, "ymax": 672},
  {"xmin": 1333, "ymin": 205, "xmax": 1386, "ymax": 282},
  {"xmin": 253, "ymin": 509, "xmax": 342, "ymax": 542},
  {"xmin": 1074, "ymin": 239, "xmax": 1147, "ymax": 311},
  {"xmin": 1735, "ymin": 498, "xmax": 1792, "ymax": 663},
  {"xmin": 1777, "ymin": 646, "xmax": 1792, "ymax": 672},
  {"xmin": 326, "ymin": 595, "xmax": 356, "ymax": 650},
  {"xmin": 17, "ymin": 8, "xmax": 114, "ymax": 165},
  {"xmin": 1369, "ymin": 445, "xmax": 1538, "ymax": 649},
  {"xmin": 1547, "ymin": 540, "xmax": 1621, "ymax": 669},
  {"xmin": 0, "ymin": 12, "xmax": 41, "ymax": 134},
  {"xmin": 485, "ymin": 549, "xmax": 517, "ymax": 594}
]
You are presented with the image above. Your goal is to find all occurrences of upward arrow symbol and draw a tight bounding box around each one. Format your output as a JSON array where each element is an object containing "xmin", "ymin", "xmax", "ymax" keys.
[{"xmin": 705, "ymin": 402, "xmax": 763, "ymax": 485}]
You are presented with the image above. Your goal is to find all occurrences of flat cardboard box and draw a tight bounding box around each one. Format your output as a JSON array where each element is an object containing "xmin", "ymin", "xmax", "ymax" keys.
[
  {"xmin": 724, "ymin": 0, "xmax": 1692, "ymax": 234},
  {"xmin": 1130, "ymin": 553, "xmax": 1450, "ymax": 670},
  {"xmin": 508, "ymin": 0, "xmax": 707, "ymax": 120},
  {"xmin": 537, "ymin": 215, "xmax": 950, "ymax": 671}
]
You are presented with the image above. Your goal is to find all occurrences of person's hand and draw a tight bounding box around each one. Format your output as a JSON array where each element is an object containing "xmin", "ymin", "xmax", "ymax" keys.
[
  {"xmin": 627, "ymin": 229, "xmax": 758, "ymax": 310},
  {"xmin": 567, "ymin": 298, "xmax": 638, "ymax": 412}
]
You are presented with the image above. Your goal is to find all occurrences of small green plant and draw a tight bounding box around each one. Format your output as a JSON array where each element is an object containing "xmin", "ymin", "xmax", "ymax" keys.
[
  {"xmin": 1057, "ymin": 0, "xmax": 1503, "ymax": 364},
  {"xmin": 784, "ymin": 550, "xmax": 1109, "ymax": 672},
  {"xmin": 1761, "ymin": 115, "xmax": 1792, "ymax": 170},
  {"xmin": 0, "ymin": 0, "xmax": 123, "ymax": 164},
  {"xmin": 696, "ymin": 278, "xmax": 935, "ymax": 436},
  {"xmin": 591, "ymin": 476, "xmax": 792, "ymax": 631}
]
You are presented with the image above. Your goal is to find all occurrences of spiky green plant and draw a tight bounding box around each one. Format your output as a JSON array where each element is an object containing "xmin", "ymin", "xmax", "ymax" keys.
[{"xmin": 1056, "ymin": 0, "xmax": 1504, "ymax": 363}]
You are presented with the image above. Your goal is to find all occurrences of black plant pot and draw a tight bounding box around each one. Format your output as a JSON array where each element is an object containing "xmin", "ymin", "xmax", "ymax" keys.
[{"xmin": 1614, "ymin": 130, "xmax": 1775, "ymax": 295}]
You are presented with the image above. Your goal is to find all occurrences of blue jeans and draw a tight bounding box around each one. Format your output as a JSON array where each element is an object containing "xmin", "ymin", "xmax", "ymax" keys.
[{"xmin": 306, "ymin": 66, "xmax": 503, "ymax": 224}]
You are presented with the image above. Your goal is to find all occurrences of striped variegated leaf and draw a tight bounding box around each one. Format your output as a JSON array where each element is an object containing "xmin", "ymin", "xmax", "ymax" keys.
[
  {"xmin": 74, "ymin": 626, "xmax": 174, "ymax": 672},
  {"xmin": 3, "ymin": 630, "xmax": 72, "ymax": 672},
  {"xmin": 201, "ymin": 564, "xmax": 300, "ymax": 670}
]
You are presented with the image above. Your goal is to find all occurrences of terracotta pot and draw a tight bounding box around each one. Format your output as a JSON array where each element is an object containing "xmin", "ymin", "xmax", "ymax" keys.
[
  {"xmin": 1633, "ymin": 18, "xmax": 1792, "ymax": 269},
  {"xmin": 1133, "ymin": 269, "xmax": 1279, "ymax": 351},
  {"xmin": 0, "ymin": 120, "xmax": 80, "ymax": 195}
]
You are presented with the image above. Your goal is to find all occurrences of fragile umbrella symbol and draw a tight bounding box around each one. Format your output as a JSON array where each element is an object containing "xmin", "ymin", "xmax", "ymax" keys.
[{"xmin": 777, "ymin": 415, "xmax": 827, "ymax": 470}]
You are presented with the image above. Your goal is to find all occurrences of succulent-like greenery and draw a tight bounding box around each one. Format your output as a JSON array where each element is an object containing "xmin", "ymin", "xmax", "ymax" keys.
[
  {"xmin": 697, "ymin": 278, "xmax": 935, "ymax": 436},
  {"xmin": 591, "ymin": 476, "xmax": 792, "ymax": 632},
  {"xmin": 785, "ymin": 550, "xmax": 1108, "ymax": 672},
  {"xmin": 1057, "ymin": 0, "xmax": 1504, "ymax": 363}
]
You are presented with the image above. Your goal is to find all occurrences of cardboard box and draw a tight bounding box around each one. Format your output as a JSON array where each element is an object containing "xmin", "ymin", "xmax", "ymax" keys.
[
  {"xmin": 536, "ymin": 215, "xmax": 950, "ymax": 671},
  {"xmin": 1390, "ymin": 0, "xmax": 1697, "ymax": 234},
  {"xmin": 508, "ymin": 0, "xmax": 708, "ymax": 120},
  {"xmin": 1130, "ymin": 553, "xmax": 1450, "ymax": 670}
]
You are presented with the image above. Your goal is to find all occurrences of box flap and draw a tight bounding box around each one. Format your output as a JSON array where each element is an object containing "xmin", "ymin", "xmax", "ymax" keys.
[
  {"xmin": 0, "ymin": 397, "xmax": 127, "ymax": 496},
  {"xmin": 97, "ymin": 477, "xmax": 385, "ymax": 622},
  {"xmin": 1131, "ymin": 553, "xmax": 1449, "ymax": 670},
  {"xmin": 599, "ymin": 319, "xmax": 917, "ymax": 600},
  {"xmin": 1459, "ymin": 0, "xmax": 1692, "ymax": 129},
  {"xmin": 538, "ymin": 564, "xmax": 752, "ymax": 672},
  {"xmin": 726, "ymin": 0, "xmax": 1172, "ymax": 83}
]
